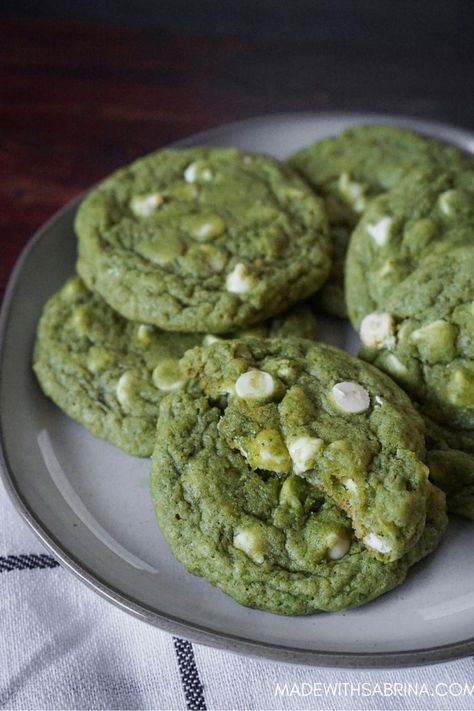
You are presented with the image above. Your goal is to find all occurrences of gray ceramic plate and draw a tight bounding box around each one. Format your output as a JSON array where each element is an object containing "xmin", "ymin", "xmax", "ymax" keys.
[{"xmin": 2, "ymin": 113, "xmax": 474, "ymax": 669}]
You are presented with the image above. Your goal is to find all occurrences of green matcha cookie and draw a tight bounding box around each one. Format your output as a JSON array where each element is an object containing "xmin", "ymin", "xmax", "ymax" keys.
[
  {"xmin": 289, "ymin": 125, "xmax": 472, "ymax": 317},
  {"xmin": 151, "ymin": 387, "xmax": 446, "ymax": 614},
  {"xmin": 76, "ymin": 147, "xmax": 331, "ymax": 333},
  {"xmin": 424, "ymin": 416, "xmax": 474, "ymax": 520},
  {"xmin": 177, "ymin": 338, "xmax": 430, "ymax": 562},
  {"xmin": 358, "ymin": 247, "xmax": 474, "ymax": 430},
  {"xmin": 346, "ymin": 168, "xmax": 474, "ymax": 329},
  {"xmin": 33, "ymin": 277, "xmax": 317, "ymax": 456},
  {"xmin": 33, "ymin": 277, "xmax": 202, "ymax": 456}
]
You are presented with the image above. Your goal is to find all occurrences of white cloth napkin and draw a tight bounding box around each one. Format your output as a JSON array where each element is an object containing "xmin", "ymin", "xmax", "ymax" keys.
[{"xmin": 1, "ymin": 477, "xmax": 474, "ymax": 711}]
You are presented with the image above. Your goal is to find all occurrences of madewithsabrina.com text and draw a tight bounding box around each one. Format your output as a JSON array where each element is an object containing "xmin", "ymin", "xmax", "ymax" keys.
[{"xmin": 274, "ymin": 682, "xmax": 474, "ymax": 698}]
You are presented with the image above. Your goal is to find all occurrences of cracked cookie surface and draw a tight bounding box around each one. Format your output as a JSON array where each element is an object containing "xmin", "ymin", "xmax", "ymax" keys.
[
  {"xmin": 175, "ymin": 338, "xmax": 431, "ymax": 563},
  {"xmin": 151, "ymin": 381, "xmax": 445, "ymax": 614},
  {"xmin": 76, "ymin": 147, "xmax": 331, "ymax": 333}
]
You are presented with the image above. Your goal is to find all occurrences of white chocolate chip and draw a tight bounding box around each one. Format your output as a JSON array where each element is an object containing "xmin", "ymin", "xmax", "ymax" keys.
[
  {"xmin": 383, "ymin": 353, "xmax": 407, "ymax": 376},
  {"xmin": 233, "ymin": 529, "xmax": 264, "ymax": 564},
  {"xmin": 287, "ymin": 436, "xmax": 324, "ymax": 474},
  {"xmin": 199, "ymin": 245, "xmax": 227, "ymax": 273},
  {"xmin": 183, "ymin": 214, "xmax": 225, "ymax": 241},
  {"xmin": 184, "ymin": 160, "xmax": 213, "ymax": 184},
  {"xmin": 252, "ymin": 446, "xmax": 289, "ymax": 472},
  {"xmin": 70, "ymin": 306, "xmax": 89, "ymax": 335},
  {"xmin": 130, "ymin": 193, "xmax": 163, "ymax": 218},
  {"xmin": 366, "ymin": 216, "xmax": 393, "ymax": 246},
  {"xmin": 202, "ymin": 334, "xmax": 221, "ymax": 346},
  {"xmin": 338, "ymin": 173, "xmax": 367, "ymax": 213},
  {"xmin": 63, "ymin": 278, "xmax": 82, "ymax": 300},
  {"xmin": 136, "ymin": 324, "xmax": 154, "ymax": 345},
  {"xmin": 327, "ymin": 532, "xmax": 351, "ymax": 560},
  {"xmin": 343, "ymin": 478, "xmax": 358, "ymax": 493},
  {"xmin": 247, "ymin": 429, "xmax": 291, "ymax": 473},
  {"xmin": 410, "ymin": 319, "xmax": 448, "ymax": 343},
  {"xmin": 331, "ymin": 381, "xmax": 370, "ymax": 414},
  {"xmin": 279, "ymin": 476, "xmax": 302, "ymax": 509},
  {"xmin": 363, "ymin": 533, "xmax": 392, "ymax": 554},
  {"xmin": 225, "ymin": 263, "xmax": 255, "ymax": 294},
  {"xmin": 86, "ymin": 346, "xmax": 113, "ymax": 374},
  {"xmin": 116, "ymin": 372, "xmax": 136, "ymax": 409},
  {"xmin": 152, "ymin": 359, "xmax": 182, "ymax": 392},
  {"xmin": 235, "ymin": 369, "xmax": 277, "ymax": 400},
  {"xmin": 360, "ymin": 312, "xmax": 395, "ymax": 349},
  {"xmin": 438, "ymin": 189, "xmax": 459, "ymax": 216}
]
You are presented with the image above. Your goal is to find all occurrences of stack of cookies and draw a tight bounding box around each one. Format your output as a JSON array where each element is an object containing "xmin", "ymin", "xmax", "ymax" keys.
[{"xmin": 33, "ymin": 128, "xmax": 473, "ymax": 615}]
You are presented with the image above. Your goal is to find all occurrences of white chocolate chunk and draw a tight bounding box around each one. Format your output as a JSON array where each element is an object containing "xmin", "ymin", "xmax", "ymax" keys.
[
  {"xmin": 116, "ymin": 372, "xmax": 136, "ymax": 409},
  {"xmin": 363, "ymin": 533, "xmax": 392, "ymax": 554},
  {"xmin": 438, "ymin": 189, "xmax": 459, "ymax": 216},
  {"xmin": 63, "ymin": 278, "xmax": 82, "ymax": 300},
  {"xmin": 86, "ymin": 346, "xmax": 113, "ymax": 374},
  {"xmin": 235, "ymin": 369, "xmax": 277, "ymax": 400},
  {"xmin": 279, "ymin": 476, "xmax": 302, "ymax": 509},
  {"xmin": 233, "ymin": 529, "xmax": 264, "ymax": 564},
  {"xmin": 136, "ymin": 324, "xmax": 154, "ymax": 345},
  {"xmin": 287, "ymin": 436, "xmax": 324, "ymax": 474},
  {"xmin": 202, "ymin": 334, "xmax": 221, "ymax": 346},
  {"xmin": 194, "ymin": 219, "xmax": 224, "ymax": 240},
  {"xmin": 410, "ymin": 319, "xmax": 448, "ymax": 343},
  {"xmin": 184, "ymin": 160, "xmax": 213, "ymax": 184},
  {"xmin": 70, "ymin": 306, "xmax": 89, "ymax": 335},
  {"xmin": 225, "ymin": 263, "xmax": 255, "ymax": 294},
  {"xmin": 327, "ymin": 532, "xmax": 351, "ymax": 560},
  {"xmin": 366, "ymin": 216, "xmax": 393, "ymax": 246},
  {"xmin": 343, "ymin": 478, "xmax": 358, "ymax": 493},
  {"xmin": 199, "ymin": 245, "xmax": 227, "ymax": 273},
  {"xmin": 250, "ymin": 447, "xmax": 288, "ymax": 473},
  {"xmin": 331, "ymin": 381, "xmax": 370, "ymax": 414},
  {"xmin": 383, "ymin": 353, "xmax": 407, "ymax": 376},
  {"xmin": 130, "ymin": 193, "xmax": 163, "ymax": 218},
  {"xmin": 338, "ymin": 172, "xmax": 366, "ymax": 213},
  {"xmin": 183, "ymin": 214, "xmax": 225, "ymax": 241},
  {"xmin": 249, "ymin": 429, "xmax": 291, "ymax": 473},
  {"xmin": 152, "ymin": 359, "xmax": 182, "ymax": 392},
  {"xmin": 360, "ymin": 312, "xmax": 395, "ymax": 349}
]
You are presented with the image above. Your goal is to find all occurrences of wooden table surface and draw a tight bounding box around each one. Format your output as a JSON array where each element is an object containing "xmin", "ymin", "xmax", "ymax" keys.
[{"xmin": 1, "ymin": 13, "xmax": 473, "ymax": 303}]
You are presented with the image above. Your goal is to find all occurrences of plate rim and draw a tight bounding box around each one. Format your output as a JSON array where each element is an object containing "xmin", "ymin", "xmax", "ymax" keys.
[{"xmin": 2, "ymin": 110, "xmax": 474, "ymax": 669}]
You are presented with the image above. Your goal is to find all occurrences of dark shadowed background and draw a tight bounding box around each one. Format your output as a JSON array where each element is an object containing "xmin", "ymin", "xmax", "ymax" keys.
[{"xmin": 1, "ymin": 0, "xmax": 473, "ymax": 300}]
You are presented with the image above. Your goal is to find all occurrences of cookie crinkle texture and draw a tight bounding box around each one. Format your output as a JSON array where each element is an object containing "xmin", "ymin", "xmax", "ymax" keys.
[
  {"xmin": 358, "ymin": 247, "xmax": 474, "ymax": 430},
  {"xmin": 289, "ymin": 124, "xmax": 472, "ymax": 318},
  {"xmin": 33, "ymin": 277, "xmax": 318, "ymax": 456},
  {"xmin": 174, "ymin": 338, "xmax": 431, "ymax": 563},
  {"xmin": 75, "ymin": 147, "xmax": 331, "ymax": 333},
  {"xmin": 346, "ymin": 168, "xmax": 474, "ymax": 329},
  {"xmin": 151, "ymin": 338, "xmax": 446, "ymax": 614}
]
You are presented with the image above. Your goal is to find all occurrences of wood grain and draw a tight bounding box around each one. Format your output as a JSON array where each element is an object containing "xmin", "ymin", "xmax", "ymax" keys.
[{"xmin": 1, "ymin": 15, "xmax": 472, "ymax": 301}]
